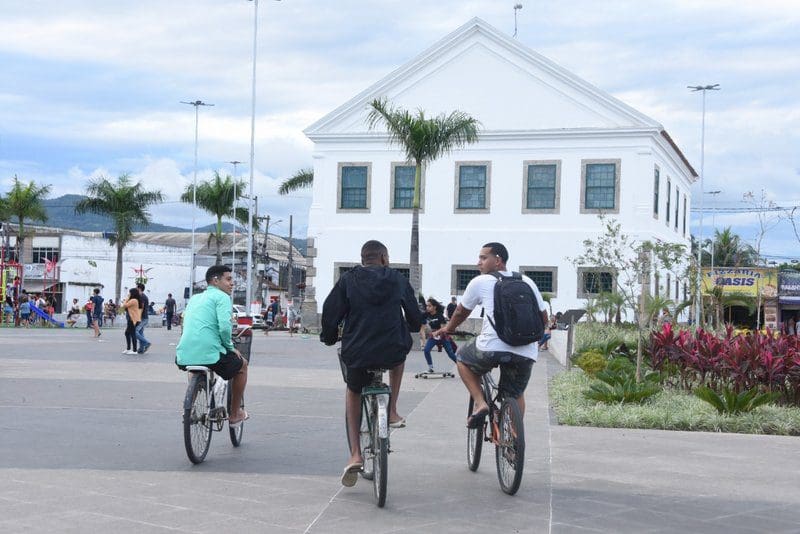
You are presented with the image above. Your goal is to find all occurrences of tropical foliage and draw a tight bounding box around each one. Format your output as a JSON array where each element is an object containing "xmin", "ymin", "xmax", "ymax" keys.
[
  {"xmin": 278, "ymin": 168, "xmax": 313, "ymax": 195},
  {"xmin": 75, "ymin": 174, "xmax": 163, "ymax": 304},
  {"xmin": 180, "ymin": 171, "xmax": 249, "ymax": 265},
  {"xmin": 366, "ymin": 97, "xmax": 480, "ymax": 295},
  {"xmin": 3, "ymin": 176, "xmax": 51, "ymax": 286}
]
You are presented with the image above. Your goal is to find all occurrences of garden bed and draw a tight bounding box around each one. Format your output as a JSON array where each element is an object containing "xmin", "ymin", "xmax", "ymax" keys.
[{"xmin": 550, "ymin": 369, "xmax": 800, "ymax": 436}]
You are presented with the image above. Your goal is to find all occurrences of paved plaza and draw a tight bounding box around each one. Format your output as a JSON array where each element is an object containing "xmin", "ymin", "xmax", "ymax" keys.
[{"xmin": 1, "ymin": 326, "xmax": 799, "ymax": 533}]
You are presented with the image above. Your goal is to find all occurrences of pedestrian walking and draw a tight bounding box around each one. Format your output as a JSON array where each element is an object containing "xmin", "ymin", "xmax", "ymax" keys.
[
  {"xmin": 121, "ymin": 288, "xmax": 142, "ymax": 355},
  {"xmin": 90, "ymin": 288, "xmax": 104, "ymax": 337},
  {"xmin": 135, "ymin": 283, "xmax": 151, "ymax": 353}
]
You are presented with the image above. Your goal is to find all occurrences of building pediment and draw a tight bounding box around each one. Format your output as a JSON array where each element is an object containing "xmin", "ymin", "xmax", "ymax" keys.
[{"xmin": 305, "ymin": 18, "xmax": 660, "ymax": 138}]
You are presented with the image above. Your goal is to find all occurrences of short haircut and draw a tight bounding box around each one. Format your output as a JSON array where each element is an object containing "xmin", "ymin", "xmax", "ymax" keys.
[
  {"xmin": 361, "ymin": 240, "xmax": 388, "ymax": 264},
  {"xmin": 205, "ymin": 264, "xmax": 232, "ymax": 282},
  {"xmin": 483, "ymin": 242, "xmax": 509, "ymax": 263},
  {"xmin": 93, "ymin": 288, "xmax": 100, "ymax": 294},
  {"xmin": 136, "ymin": 283, "xmax": 145, "ymax": 291},
  {"xmin": 168, "ymin": 293, "xmax": 172, "ymax": 297}
]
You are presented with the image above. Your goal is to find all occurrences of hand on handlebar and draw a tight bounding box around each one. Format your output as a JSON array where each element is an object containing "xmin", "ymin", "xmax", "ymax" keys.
[{"xmin": 431, "ymin": 327, "xmax": 451, "ymax": 339}]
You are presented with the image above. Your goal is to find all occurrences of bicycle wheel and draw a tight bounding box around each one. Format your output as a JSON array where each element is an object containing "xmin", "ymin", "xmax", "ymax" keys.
[
  {"xmin": 183, "ymin": 373, "xmax": 212, "ymax": 464},
  {"xmin": 495, "ymin": 397, "xmax": 525, "ymax": 495},
  {"xmin": 371, "ymin": 397, "xmax": 388, "ymax": 507},
  {"xmin": 227, "ymin": 381, "xmax": 244, "ymax": 447},
  {"xmin": 467, "ymin": 397, "xmax": 484, "ymax": 472}
]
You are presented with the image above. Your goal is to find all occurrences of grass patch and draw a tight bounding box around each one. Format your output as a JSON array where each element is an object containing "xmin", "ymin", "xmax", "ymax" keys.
[
  {"xmin": 550, "ymin": 370, "xmax": 800, "ymax": 436},
  {"xmin": 574, "ymin": 322, "xmax": 640, "ymax": 353}
]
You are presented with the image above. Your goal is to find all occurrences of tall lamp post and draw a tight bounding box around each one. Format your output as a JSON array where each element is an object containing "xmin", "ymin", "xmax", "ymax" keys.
[
  {"xmin": 181, "ymin": 99, "xmax": 214, "ymax": 297},
  {"xmin": 513, "ymin": 3, "xmax": 523, "ymax": 38},
  {"xmin": 688, "ymin": 83, "xmax": 720, "ymax": 327},
  {"xmin": 228, "ymin": 160, "xmax": 244, "ymax": 271}
]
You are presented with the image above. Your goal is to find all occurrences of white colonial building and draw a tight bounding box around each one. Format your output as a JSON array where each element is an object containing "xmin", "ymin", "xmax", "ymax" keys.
[{"xmin": 303, "ymin": 18, "xmax": 696, "ymax": 323}]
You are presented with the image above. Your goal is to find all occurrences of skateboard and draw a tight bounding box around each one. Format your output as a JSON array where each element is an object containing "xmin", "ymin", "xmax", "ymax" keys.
[{"xmin": 414, "ymin": 371, "xmax": 455, "ymax": 379}]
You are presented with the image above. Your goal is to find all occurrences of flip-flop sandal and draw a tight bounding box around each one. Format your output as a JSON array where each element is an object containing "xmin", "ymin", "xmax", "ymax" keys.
[
  {"xmin": 229, "ymin": 410, "xmax": 250, "ymax": 428},
  {"xmin": 389, "ymin": 418, "xmax": 406, "ymax": 428},
  {"xmin": 341, "ymin": 462, "xmax": 363, "ymax": 487},
  {"xmin": 467, "ymin": 407, "xmax": 489, "ymax": 429}
]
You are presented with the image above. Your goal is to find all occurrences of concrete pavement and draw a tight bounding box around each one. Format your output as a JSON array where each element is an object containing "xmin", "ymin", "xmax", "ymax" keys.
[{"xmin": 1, "ymin": 326, "xmax": 799, "ymax": 533}]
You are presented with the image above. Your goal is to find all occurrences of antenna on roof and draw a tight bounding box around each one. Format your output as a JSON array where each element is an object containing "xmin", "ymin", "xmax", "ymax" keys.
[{"xmin": 513, "ymin": 3, "xmax": 523, "ymax": 38}]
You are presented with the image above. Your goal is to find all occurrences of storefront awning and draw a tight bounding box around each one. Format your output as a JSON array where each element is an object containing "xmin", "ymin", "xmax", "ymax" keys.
[{"xmin": 779, "ymin": 296, "xmax": 800, "ymax": 304}]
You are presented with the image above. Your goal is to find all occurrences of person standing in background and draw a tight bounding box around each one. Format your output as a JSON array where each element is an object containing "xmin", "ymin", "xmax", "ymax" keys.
[
  {"xmin": 136, "ymin": 283, "xmax": 151, "ymax": 352},
  {"xmin": 164, "ymin": 293, "xmax": 177, "ymax": 331}
]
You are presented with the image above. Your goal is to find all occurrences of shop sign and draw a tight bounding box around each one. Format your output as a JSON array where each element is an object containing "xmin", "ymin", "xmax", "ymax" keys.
[
  {"xmin": 778, "ymin": 271, "xmax": 800, "ymax": 296},
  {"xmin": 701, "ymin": 267, "xmax": 778, "ymax": 297}
]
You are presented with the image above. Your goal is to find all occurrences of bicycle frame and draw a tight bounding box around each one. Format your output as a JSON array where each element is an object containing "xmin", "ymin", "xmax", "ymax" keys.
[{"xmin": 184, "ymin": 367, "xmax": 228, "ymax": 431}]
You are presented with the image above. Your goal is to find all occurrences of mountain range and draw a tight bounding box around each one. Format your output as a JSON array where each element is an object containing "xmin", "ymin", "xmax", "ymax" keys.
[{"xmin": 29, "ymin": 195, "xmax": 307, "ymax": 254}]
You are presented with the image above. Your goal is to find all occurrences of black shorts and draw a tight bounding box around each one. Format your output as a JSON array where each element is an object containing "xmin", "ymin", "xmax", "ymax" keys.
[
  {"xmin": 457, "ymin": 340, "xmax": 534, "ymax": 399},
  {"xmin": 344, "ymin": 361, "xmax": 403, "ymax": 394},
  {"xmin": 177, "ymin": 351, "xmax": 245, "ymax": 381}
]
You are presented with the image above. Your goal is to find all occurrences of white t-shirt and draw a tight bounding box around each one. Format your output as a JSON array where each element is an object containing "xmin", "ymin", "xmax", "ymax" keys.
[{"xmin": 460, "ymin": 271, "xmax": 546, "ymax": 360}]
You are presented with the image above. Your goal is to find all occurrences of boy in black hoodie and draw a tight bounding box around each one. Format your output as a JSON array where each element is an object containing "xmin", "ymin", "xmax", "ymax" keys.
[{"xmin": 321, "ymin": 240, "xmax": 422, "ymax": 486}]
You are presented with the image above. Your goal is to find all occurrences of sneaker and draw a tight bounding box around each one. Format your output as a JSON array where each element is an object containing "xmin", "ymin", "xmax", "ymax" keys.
[
  {"xmin": 428, "ymin": 367, "xmax": 435, "ymax": 374},
  {"xmin": 142, "ymin": 343, "xmax": 151, "ymax": 353},
  {"xmin": 121, "ymin": 349, "xmax": 128, "ymax": 354},
  {"xmin": 124, "ymin": 349, "xmax": 137, "ymax": 355}
]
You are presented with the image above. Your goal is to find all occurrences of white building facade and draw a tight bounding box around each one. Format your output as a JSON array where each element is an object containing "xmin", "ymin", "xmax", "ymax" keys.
[{"xmin": 303, "ymin": 19, "xmax": 696, "ymax": 323}]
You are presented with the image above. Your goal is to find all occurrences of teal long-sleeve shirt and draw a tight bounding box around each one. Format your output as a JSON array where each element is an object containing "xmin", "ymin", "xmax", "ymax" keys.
[{"xmin": 176, "ymin": 286, "xmax": 235, "ymax": 365}]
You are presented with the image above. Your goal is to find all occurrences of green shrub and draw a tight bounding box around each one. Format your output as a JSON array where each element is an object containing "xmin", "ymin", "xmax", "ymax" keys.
[
  {"xmin": 574, "ymin": 323, "xmax": 639, "ymax": 354},
  {"xmin": 694, "ymin": 386, "xmax": 781, "ymax": 415},
  {"xmin": 583, "ymin": 365, "xmax": 661, "ymax": 404},
  {"xmin": 573, "ymin": 349, "xmax": 607, "ymax": 377}
]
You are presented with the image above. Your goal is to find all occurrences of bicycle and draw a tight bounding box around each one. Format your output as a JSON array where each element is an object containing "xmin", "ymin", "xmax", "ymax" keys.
[
  {"xmin": 181, "ymin": 325, "xmax": 252, "ymax": 464},
  {"xmin": 466, "ymin": 371, "xmax": 525, "ymax": 495},
  {"xmin": 340, "ymin": 356, "xmax": 391, "ymax": 507}
]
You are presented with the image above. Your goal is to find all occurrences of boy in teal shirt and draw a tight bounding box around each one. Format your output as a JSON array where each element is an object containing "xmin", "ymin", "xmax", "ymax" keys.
[{"xmin": 176, "ymin": 265, "xmax": 249, "ymax": 426}]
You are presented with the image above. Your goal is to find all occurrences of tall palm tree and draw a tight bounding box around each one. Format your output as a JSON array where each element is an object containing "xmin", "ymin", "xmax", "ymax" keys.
[
  {"xmin": 278, "ymin": 168, "xmax": 313, "ymax": 195},
  {"xmin": 75, "ymin": 174, "xmax": 163, "ymax": 304},
  {"xmin": 367, "ymin": 98, "xmax": 480, "ymax": 295},
  {"xmin": 180, "ymin": 171, "xmax": 250, "ymax": 265},
  {"xmin": 5, "ymin": 176, "xmax": 51, "ymax": 288}
]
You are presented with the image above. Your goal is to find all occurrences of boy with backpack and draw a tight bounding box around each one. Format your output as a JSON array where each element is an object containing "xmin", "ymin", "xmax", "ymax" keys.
[{"xmin": 432, "ymin": 242, "xmax": 547, "ymax": 427}]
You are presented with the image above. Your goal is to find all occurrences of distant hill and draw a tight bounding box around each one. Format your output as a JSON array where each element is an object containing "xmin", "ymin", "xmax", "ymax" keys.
[
  {"xmin": 41, "ymin": 194, "xmax": 188, "ymax": 232},
  {"xmin": 36, "ymin": 195, "xmax": 307, "ymax": 255}
]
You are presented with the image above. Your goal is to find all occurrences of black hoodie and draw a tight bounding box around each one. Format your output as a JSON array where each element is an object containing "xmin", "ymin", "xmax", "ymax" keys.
[{"xmin": 320, "ymin": 265, "xmax": 422, "ymax": 369}]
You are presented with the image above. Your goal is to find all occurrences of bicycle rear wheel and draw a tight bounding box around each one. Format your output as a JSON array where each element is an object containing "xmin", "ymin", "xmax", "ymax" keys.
[
  {"xmin": 466, "ymin": 397, "xmax": 483, "ymax": 472},
  {"xmin": 371, "ymin": 397, "xmax": 388, "ymax": 507},
  {"xmin": 495, "ymin": 397, "xmax": 525, "ymax": 495},
  {"xmin": 183, "ymin": 373, "xmax": 212, "ymax": 464},
  {"xmin": 227, "ymin": 381, "xmax": 244, "ymax": 447}
]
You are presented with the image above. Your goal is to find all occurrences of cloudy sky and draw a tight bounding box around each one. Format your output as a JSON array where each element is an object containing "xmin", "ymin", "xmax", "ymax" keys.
[{"xmin": 1, "ymin": 0, "xmax": 798, "ymax": 260}]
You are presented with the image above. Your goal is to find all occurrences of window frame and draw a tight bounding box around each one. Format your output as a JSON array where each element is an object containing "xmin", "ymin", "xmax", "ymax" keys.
[
  {"xmin": 576, "ymin": 267, "xmax": 617, "ymax": 298},
  {"xmin": 389, "ymin": 162, "xmax": 425, "ymax": 213},
  {"xmin": 520, "ymin": 265, "xmax": 558, "ymax": 297},
  {"xmin": 454, "ymin": 161, "xmax": 491, "ymax": 213},
  {"xmin": 32, "ymin": 247, "xmax": 59, "ymax": 264},
  {"xmin": 336, "ymin": 162, "xmax": 372, "ymax": 213},
  {"xmin": 674, "ymin": 186, "xmax": 680, "ymax": 231},
  {"xmin": 653, "ymin": 166, "xmax": 660, "ymax": 219},
  {"xmin": 451, "ymin": 264, "xmax": 482, "ymax": 296},
  {"xmin": 580, "ymin": 159, "xmax": 621, "ymax": 214},
  {"xmin": 682, "ymin": 195, "xmax": 688, "ymax": 236},
  {"xmin": 334, "ymin": 261, "xmax": 416, "ymax": 284},
  {"xmin": 666, "ymin": 178, "xmax": 671, "ymax": 225},
  {"xmin": 522, "ymin": 160, "xmax": 561, "ymax": 214}
]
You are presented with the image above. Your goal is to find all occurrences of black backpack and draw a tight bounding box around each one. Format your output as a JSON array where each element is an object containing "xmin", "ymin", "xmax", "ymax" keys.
[{"xmin": 486, "ymin": 271, "xmax": 544, "ymax": 346}]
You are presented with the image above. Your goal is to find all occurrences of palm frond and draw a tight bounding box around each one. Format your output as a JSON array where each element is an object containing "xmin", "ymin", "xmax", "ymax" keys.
[{"xmin": 279, "ymin": 168, "xmax": 313, "ymax": 195}]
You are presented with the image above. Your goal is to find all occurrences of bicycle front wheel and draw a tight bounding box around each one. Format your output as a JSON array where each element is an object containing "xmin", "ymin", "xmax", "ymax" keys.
[
  {"xmin": 371, "ymin": 398, "xmax": 388, "ymax": 507},
  {"xmin": 495, "ymin": 397, "xmax": 525, "ymax": 495},
  {"xmin": 467, "ymin": 397, "xmax": 484, "ymax": 472},
  {"xmin": 183, "ymin": 373, "xmax": 212, "ymax": 464},
  {"xmin": 227, "ymin": 381, "xmax": 244, "ymax": 447}
]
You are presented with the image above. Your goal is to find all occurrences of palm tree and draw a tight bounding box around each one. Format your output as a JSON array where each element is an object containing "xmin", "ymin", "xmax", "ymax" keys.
[
  {"xmin": 75, "ymin": 174, "xmax": 163, "ymax": 304},
  {"xmin": 705, "ymin": 227, "xmax": 757, "ymax": 267},
  {"xmin": 367, "ymin": 98, "xmax": 481, "ymax": 295},
  {"xmin": 4, "ymin": 176, "xmax": 51, "ymax": 288},
  {"xmin": 180, "ymin": 171, "xmax": 250, "ymax": 265},
  {"xmin": 278, "ymin": 168, "xmax": 313, "ymax": 195}
]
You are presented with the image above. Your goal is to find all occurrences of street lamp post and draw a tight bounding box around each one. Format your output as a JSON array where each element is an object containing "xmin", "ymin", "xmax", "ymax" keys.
[
  {"xmin": 688, "ymin": 84, "xmax": 720, "ymax": 327},
  {"xmin": 180, "ymin": 99, "xmax": 214, "ymax": 297},
  {"xmin": 228, "ymin": 160, "xmax": 243, "ymax": 271},
  {"xmin": 706, "ymin": 190, "xmax": 722, "ymax": 274},
  {"xmin": 513, "ymin": 4, "xmax": 523, "ymax": 38}
]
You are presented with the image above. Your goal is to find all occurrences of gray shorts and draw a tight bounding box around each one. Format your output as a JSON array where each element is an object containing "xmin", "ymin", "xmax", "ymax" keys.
[{"xmin": 456, "ymin": 339, "xmax": 534, "ymax": 399}]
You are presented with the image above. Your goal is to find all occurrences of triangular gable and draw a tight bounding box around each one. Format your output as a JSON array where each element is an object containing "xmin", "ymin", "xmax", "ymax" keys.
[{"xmin": 305, "ymin": 18, "xmax": 661, "ymax": 136}]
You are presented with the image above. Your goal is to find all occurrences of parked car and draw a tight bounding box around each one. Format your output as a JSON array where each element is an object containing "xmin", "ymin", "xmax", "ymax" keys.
[{"xmin": 233, "ymin": 304, "xmax": 265, "ymax": 329}]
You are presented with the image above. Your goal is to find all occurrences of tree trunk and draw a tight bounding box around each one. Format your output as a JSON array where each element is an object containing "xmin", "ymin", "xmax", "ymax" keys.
[
  {"xmin": 409, "ymin": 163, "xmax": 422, "ymax": 296},
  {"xmin": 16, "ymin": 219, "xmax": 25, "ymax": 289},
  {"xmin": 215, "ymin": 216, "xmax": 223, "ymax": 265},
  {"xmin": 115, "ymin": 242, "xmax": 123, "ymax": 305}
]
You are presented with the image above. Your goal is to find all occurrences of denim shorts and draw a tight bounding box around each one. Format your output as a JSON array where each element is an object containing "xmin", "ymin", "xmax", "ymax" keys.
[{"xmin": 456, "ymin": 339, "xmax": 534, "ymax": 399}]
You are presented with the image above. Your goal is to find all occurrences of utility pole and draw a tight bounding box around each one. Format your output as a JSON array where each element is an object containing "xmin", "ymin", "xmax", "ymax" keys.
[
  {"xmin": 286, "ymin": 215, "xmax": 293, "ymax": 309},
  {"xmin": 257, "ymin": 214, "xmax": 270, "ymax": 305},
  {"xmin": 228, "ymin": 160, "xmax": 244, "ymax": 270}
]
